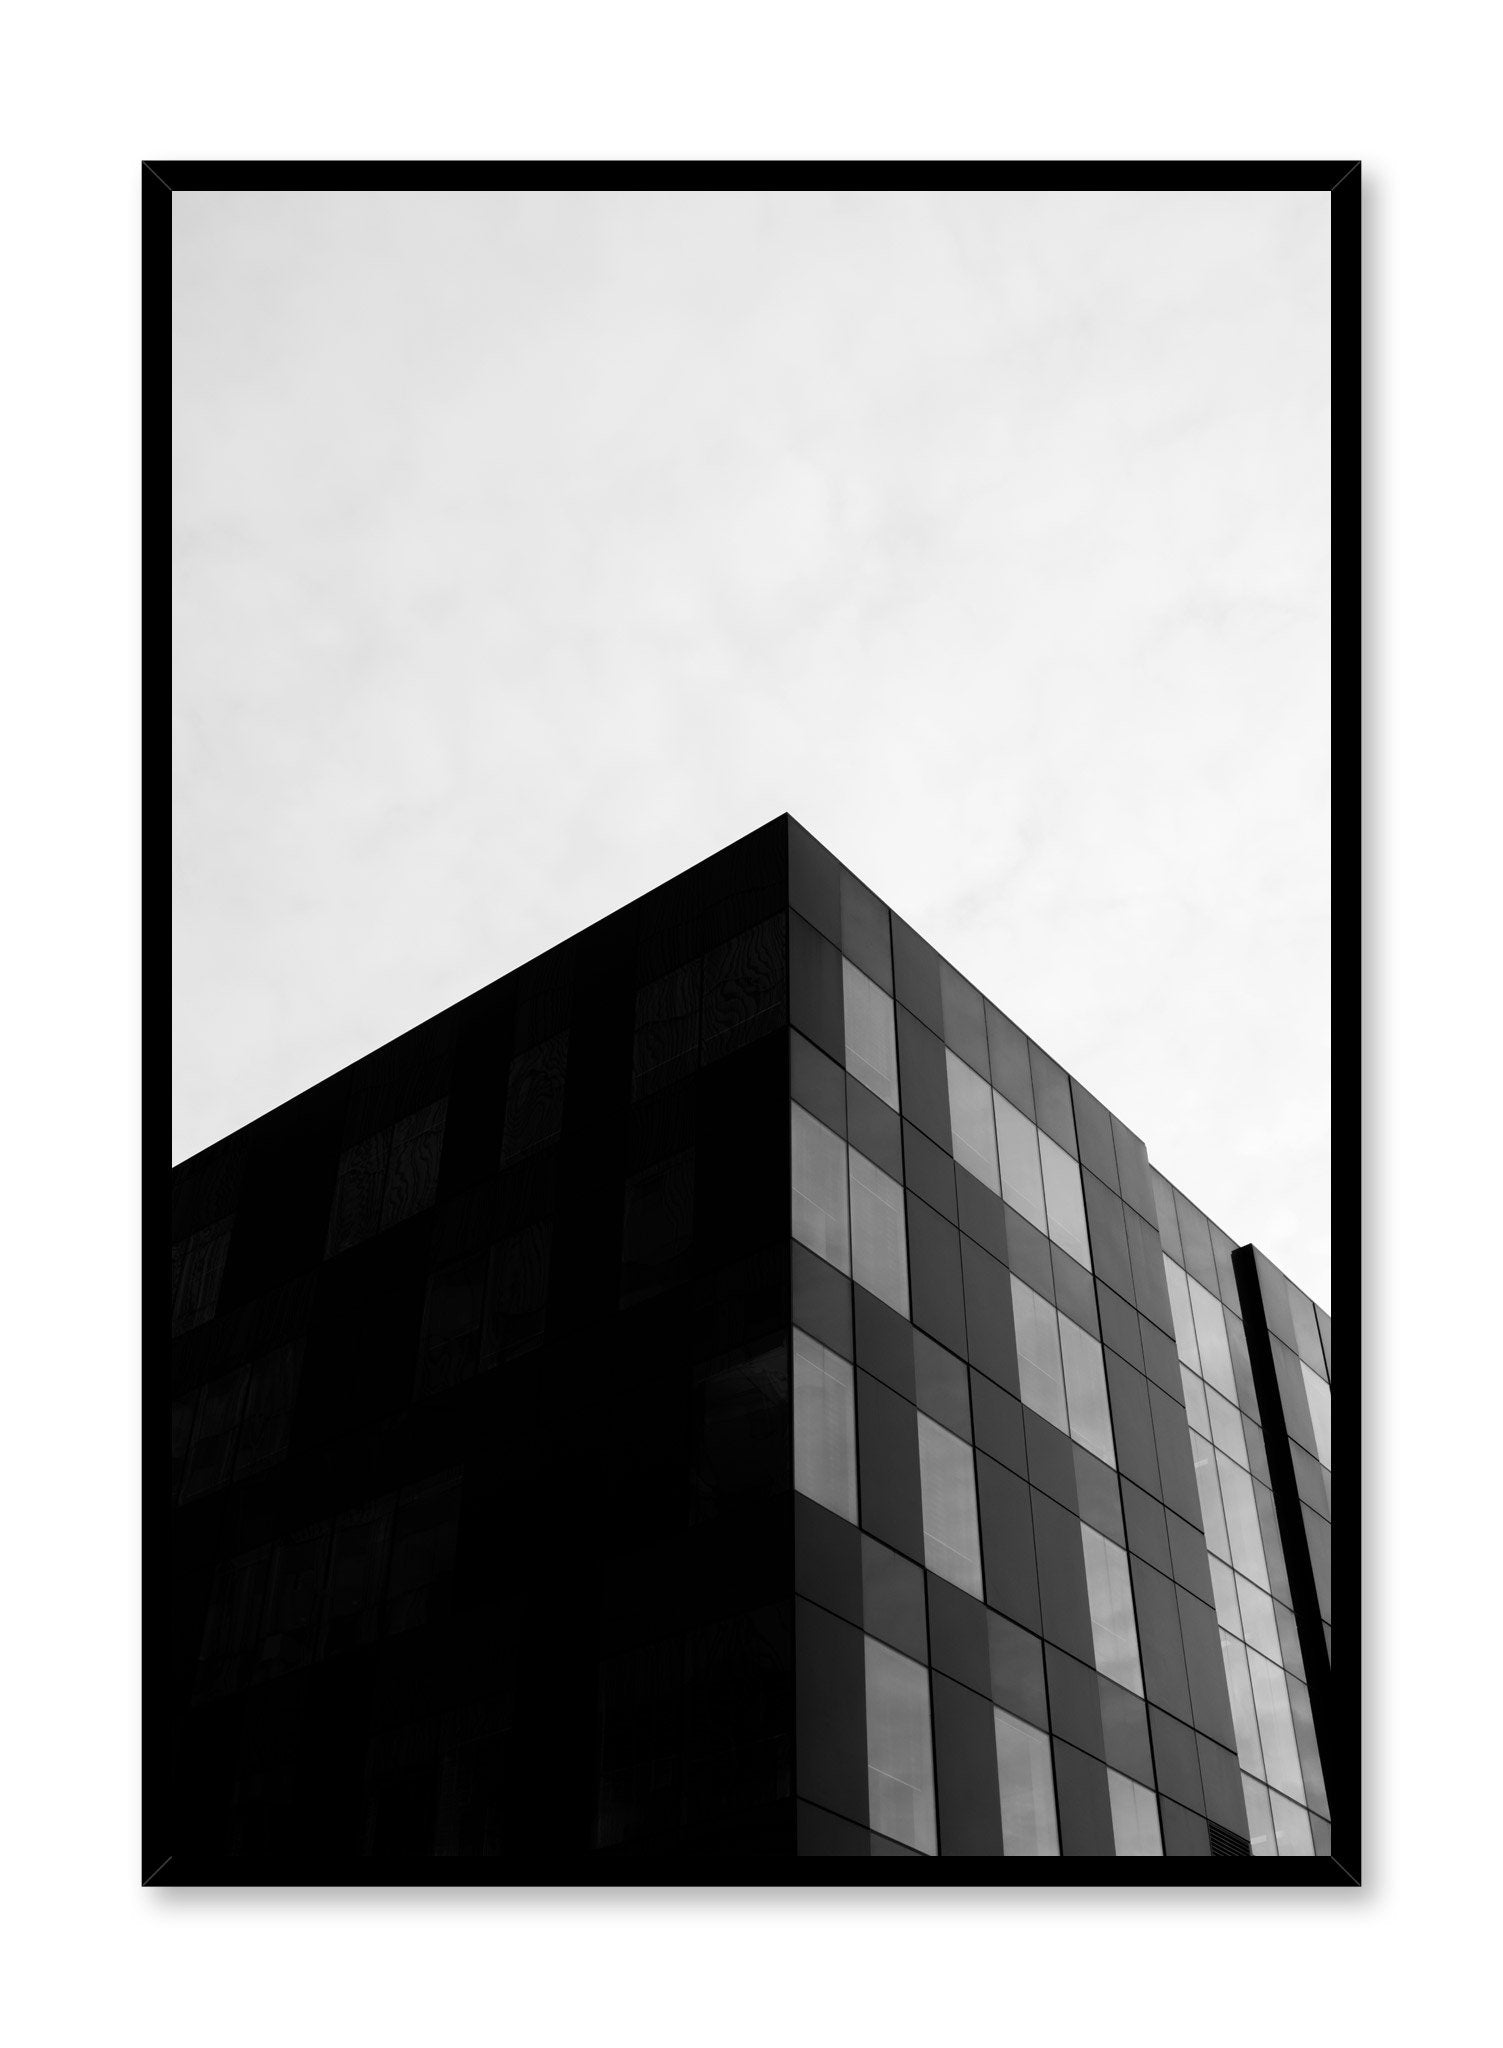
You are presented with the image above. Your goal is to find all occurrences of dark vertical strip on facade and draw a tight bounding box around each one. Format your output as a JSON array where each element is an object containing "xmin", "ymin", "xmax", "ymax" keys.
[{"xmin": 1232, "ymin": 1243, "xmax": 1345, "ymax": 1865}]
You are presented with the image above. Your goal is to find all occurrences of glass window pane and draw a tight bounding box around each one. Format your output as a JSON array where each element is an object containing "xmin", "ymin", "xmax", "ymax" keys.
[
  {"xmin": 1247, "ymin": 1649, "xmax": 1305, "ymax": 1802},
  {"xmin": 1205, "ymin": 1385, "xmax": 1249, "ymax": 1468},
  {"xmin": 1163, "ymin": 1256, "xmax": 1199, "ymax": 1370},
  {"xmin": 1081, "ymin": 1524, "xmax": 1143, "ymax": 1695},
  {"xmin": 1269, "ymin": 1788, "xmax": 1315, "ymax": 1856},
  {"xmin": 1208, "ymin": 1555, "xmax": 1242, "ymax": 1637},
  {"xmin": 1039, "ymin": 1132, "xmax": 1091, "ymax": 1269},
  {"xmin": 1107, "ymin": 1769, "xmax": 1162, "ymax": 1855},
  {"xmin": 916, "ymin": 1412, "xmax": 983, "ymax": 1597},
  {"xmin": 1060, "ymin": 1316, "xmax": 1116, "ymax": 1467},
  {"xmin": 842, "ymin": 957, "xmax": 899, "ymax": 1109},
  {"xmin": 791, "ymin": 1102, "xmax": 850, "ymax": 1274},
  {"xmin": 994, "ymin": 1091, "xmax": 1048, "ymax": 1233},
  {"xmin": 849, "ymin": 1147, "xmax": 909, "ymax": 1317},
  {"xmin": 1220, "ymin": 1630, "xmax": 1265, "ymax": 1780},
  {"xmin": 865, "ymin": 1636, "xmax": 937, "ymax": 1854},
  {"xmin": 793, "ymin": 1328, "xmax": 857, "ymax": 1524},
  {"xmin": 1241, "ymin": 1773, "xmax": 1277, "ymax": 1855},
  {"xmin": 1188, "ymin": 1275, "xmax": 1237, "ymax": 1400},
  {"xmin": 1217, "ymin": 1450, "xmax": 1270, "ymax": 1591},
  {"xmin": 994, "ymin": 1706, "xmax": 1059, "ymax": 1855},
  {"xmin": 1010, "ymin": 1275, "xmax": 1067, "ymax": 1433},
  {"xmin": 1192, "ymin": 1431, "xmax": 1231, "ymax": 1563},
  {"xmin": 1234, "ymin": 1575, "xmax": 1282, "ymax": 1664},
  {"xmin": 1180, "ymin": 1365, "xmax": 1211, "ymax": 1440},
  {"xmin": 946, "ymin": 1049, "xmax": 999, "ymax": 1194},
  {"xmin": 1302, "ymin": 1363, "xmax": 1333, "ymax": 1470}
]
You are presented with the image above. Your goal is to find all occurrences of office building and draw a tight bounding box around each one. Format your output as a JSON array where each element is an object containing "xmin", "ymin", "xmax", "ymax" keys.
[{"xmin": 161, "ymin": 815, "xmax": 1345, "ymax": 1878}]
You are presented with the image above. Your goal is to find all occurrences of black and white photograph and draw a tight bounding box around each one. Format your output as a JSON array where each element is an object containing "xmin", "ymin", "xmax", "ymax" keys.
[
  {"xmin": 158, "ymin": 172, "xmax": 1350, "ymax": 1884},
  {"xmin": 18, "ymin": 22, "xmax": 1499, "ymax": 2030}
]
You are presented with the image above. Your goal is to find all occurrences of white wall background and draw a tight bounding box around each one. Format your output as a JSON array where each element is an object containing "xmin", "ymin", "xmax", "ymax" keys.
[
  {"xmin": 173, "ymin": 187, "xmax": 1331, "ymax": 1302},
  {"xmin": 14, "ymin": 0, "xmax": 1488, "ymax": 2035}
]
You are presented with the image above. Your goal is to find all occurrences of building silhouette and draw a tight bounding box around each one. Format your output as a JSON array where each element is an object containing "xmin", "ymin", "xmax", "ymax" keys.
[{"xmin": 160, "ymin": 815, "xmax": 1345, "ymax": 1879}]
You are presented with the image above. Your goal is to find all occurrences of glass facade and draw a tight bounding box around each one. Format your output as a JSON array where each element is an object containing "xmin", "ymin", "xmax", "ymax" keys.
[{"xmin": 163, "ymin": 814, "xmax": 1343, "ymax": 1881}]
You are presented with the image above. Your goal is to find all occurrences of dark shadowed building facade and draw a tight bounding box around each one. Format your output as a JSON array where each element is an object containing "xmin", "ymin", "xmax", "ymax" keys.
[{"xmin": 159, "ymin": 816, "xmax": 1346, "ymax": 1880}]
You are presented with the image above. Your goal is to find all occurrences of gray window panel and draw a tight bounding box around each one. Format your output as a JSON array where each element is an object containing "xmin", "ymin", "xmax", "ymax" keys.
[
  {"xmin": 1010, "ymin": 1275, "xmax": 1068, "ymax": 1434},
  {"xmin": 1081, "ymin": 1524, "xmax": 1144, "ymax": 1697},
  {"xmin": 993, "ymin": 1091, "xmax": 1048, "ymax": 1234},
  {"xmin": 1302, "ymin": 1363, "xmax": 1333, "ymax": 1470},
  {"xmin": 946, "ymin": 1048, "xmax": 1000, "ymax": 1195},
  {"xmin": 1039, "ymin": 1131, "xmax": 1092, "ymax": 1270},
  {"xmin": 1208, "ymin": 1556, "xmax": 1242, "ymax": 1639},
  {"xmin": 1254, "ymin": 1479, "xmax": 1293, "ymax": 1608},
  {"xmin": 842, "ymin": 957, "xmax": 900, "ymax": 1111},
  {"xmin": 1217, "ymin": 1450, "xmax": 1270, "ymax": 1591},
  {"xmin": 1163, "ymin": 1256, "xmax": 1199, "ymax": 1371},
  {"xmin": 1241, "ymin": 1773, "xmax": 1277, "ymax": 1855},
  {"xmin": 1286, "ymin": 1672, "xmax": 1330, "ymax": 1821},
  {"xmin": 1205, "ymin": 1385, "xmax": 1249, "ymax": 1468},
  {"xmin": 1151, "ymin": 1170, "xmax": 1183, "ymax": 1266},
  {"xmin": 1269, "ymin": 1788, "xmax": 1316, "ymax": 1856},
  {"xmin": 1180, "ymin": 1365, "xmax": 1211, "ymax": 1441},
  {"xmin": 1191, "ymin": 1431, "xmax": 1231, "ymax": 1564},
  {"xmin": 849, "ymin": 1147, "xmax": 909, "ymax": 1319},
  {"xmin": 791, "ymin": 1102, "xmax": 850, "ymax": 1275},
  {"xmin": 1219, "ymin": 1630, "xmax": 1265, "ymax": 1781},
  {"xmin": 1246, "ymin": 1649, "xmax": 1305, "ymax": 1803},
  {"xmin": 1288, "ymin": 1285, "xmax": 1324, "ymax": 1371},
  {"xmin": 793, "ymin": 1328, "xmax": 858, "ymax": 1525},
  {"xmin": 865, "ymin": 1636, "xmax": 938, "ymax": 1855},
  {"xmin": 1275, "ymin": 1599, "xmax": 1306, "ymax": 1683},
  {"xmin": 1107, "ymin": 1769, "xmax": 1163, "ymax": 1855},
  {"xmin": 993, "ymin": 1705, "xmax": 1060, "ymax": 1855},
  {"xmin": 1187, "ymin": 1275, "xmax": 1237, "ymax": 1402},
  {"xmin": 1060, "ymin": 1316, "xmax": 1116, "ymax": 1468},
  {"xmin": 916, "ymin": 1412, "xmax": 984, "ymax": 1599},
  {"xmin": 1234, "ymin": 1575, "xmax": 1282, "ymax": 1665}
]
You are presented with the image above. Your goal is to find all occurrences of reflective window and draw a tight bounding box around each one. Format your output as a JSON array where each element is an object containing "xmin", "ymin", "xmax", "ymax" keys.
[
  {"xmin": 1241, "ymin": 1773, "xmax": 1277, "ymax": 1856},
  {"xmin": 1220, "ymin": 1631, "xmax": 1265, "ymax": 1781},
  {"xmin": 1010, "ymin": 1275, "xmax": 1067, "ymax": 1433},
  {"xmin": 1180, "ymin": 1366, "xmax": 1211, "ymax": 1441},
  {"xmin": 865, "ymin": 1636, "xmax": 937, "ymax": 1854},
  {"xmin": 1060, "ymin": 1316, "xmax": 1116, "ymax": 1467},
  {"xmin": 1081, "ymin": 1524, "xmax": 1144, "ymax": 1695},
  {"xmin": 1247, "ymin": 1649, "xmax": 1305, "ymax": 1802},
  {"xmin": 1192, "ymin": 1431, "xmax": 1231, "ymax": 1563},
  {"xmin": 916, "ymin": 1412, "xmax": 983, "ymax": 1597},
  {"xmin": 993, "ymin": 1091, "xmax": 1048, "ymax": 1233},
  {"xmin": 842, "ymin": 958, "xmax": 899, "ymax": 1109},
  {"xmin": 1208, "ymin": 1555, "xmax": 1242, "ymax": 1637},
  {"xmin": 946, "ymin": 1049, "xmax": 1000, "ymax": 1193},
  {"xmin": 1039, "ymin": 1132, "xmax": 1091, "ymax": 1269},
  {"xmin": 792, "ymin": 1328, "xmax": 857, "ymax": 1524},
  {"xmin": 849, "ymin": 1148, "xmax": 909, "ymax": 1318},
  {"xmin": 1269, "ymin": 1788, "xmax": 1315, "ymax": 1856},
  {"xmin": 994, "ymin": 1706, "xmax": 1059, "ymax": 1855},
  {"xmin": 1234, "ymin": 1575, "xmax": 1282, "ymax": 1664},
  {"xmin": 1205, "ymin": 1385, "xmax": 1249, "ymax": 1468},
  {"xmin": 1217, "ymin": 1450, "xmax": 1270, "ymax": 1591},
  {"xmin": 1188, "ymin": 1274, "xmax": 1237, "ymax": 1401},
  {"xmin": 1107, "ymin": 1769, "xmax": 1163, "ymax": 1855},
  {"xmin": 1163, "ymin": 1256, "xmax": 1200, "ymax": 1370},
  {"xmin": 791, "ymin": 1103, "xmax": 850, "ymax": 1274},
  {"xmin": 1302, "ymin": 1363, "xmax": 1333, "ymax": 1469}
]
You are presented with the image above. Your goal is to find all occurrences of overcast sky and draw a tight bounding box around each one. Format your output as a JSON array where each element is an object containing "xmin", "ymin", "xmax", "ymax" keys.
[{"xmin": 172, "ymin": 188, "xmax": 1330, "ymax": 1305}]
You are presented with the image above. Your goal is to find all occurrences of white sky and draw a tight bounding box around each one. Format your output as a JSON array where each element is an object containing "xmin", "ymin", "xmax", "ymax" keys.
[{"xmin": 173, "ymin": 188, "xmax": 1330, "ymax": 1305}]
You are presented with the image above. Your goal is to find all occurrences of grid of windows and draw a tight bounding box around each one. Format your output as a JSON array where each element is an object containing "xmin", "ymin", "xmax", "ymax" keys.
[
  {"xmin": 1158, "ymin": 1178, "xmax": 1330, "ymax": 1857},
  {"xmin": 788, "ymin": 819, "xmax": 1335, "ymax": 1864},
  {"xmin": 171, "ymin": 814, "xmax": 1335, "ymax": 1875}
]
